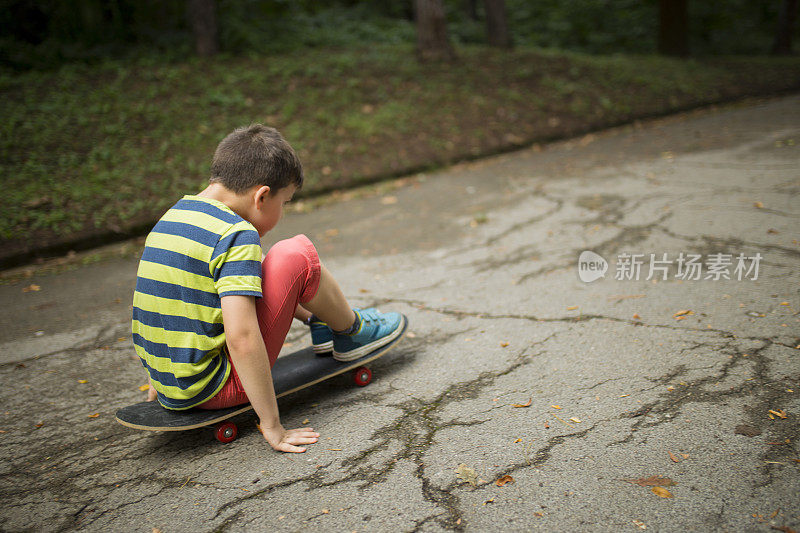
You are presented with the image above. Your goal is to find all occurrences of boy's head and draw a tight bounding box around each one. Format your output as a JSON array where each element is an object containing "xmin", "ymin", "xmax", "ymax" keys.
[{"xmin": 210, "ymin": 124, "xmax": 303, "ymax": 195}]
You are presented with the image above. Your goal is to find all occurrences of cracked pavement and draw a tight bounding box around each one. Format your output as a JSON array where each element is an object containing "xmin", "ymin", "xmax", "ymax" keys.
[{"xmin": 1, "ymin": 95, "xmax": 799, "ymax": 532}]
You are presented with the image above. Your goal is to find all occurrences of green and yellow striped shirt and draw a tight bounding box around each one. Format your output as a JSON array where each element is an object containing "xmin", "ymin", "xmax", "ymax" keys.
[{"xmin": 132, "ymin": 195, "xmax": 262, "ymax": 410}]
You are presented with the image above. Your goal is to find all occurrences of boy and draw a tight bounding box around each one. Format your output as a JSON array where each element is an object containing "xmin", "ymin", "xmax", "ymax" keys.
[{"xmin": 132, "ymin": 124, "xmax": 405, "ymax": 453}]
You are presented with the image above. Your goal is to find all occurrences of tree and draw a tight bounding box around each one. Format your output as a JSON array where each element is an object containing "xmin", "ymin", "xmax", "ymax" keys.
[
  {"xmin": 484, "ymin": 0, "xmax": 512, "ymax": 48},
  {"xmin": 187, "ymin": 0, "xmax": 219, "ymax": 57},
  {"xmin": 415, "ymin": 0, "xmax": 456, "ymax": 61},
  {"xmin": 772, "ymin": 0, "xmax": 798, "ymax": 55},
  {"xmin": 658, "ymin": 0, "xmax": 689, "ymax": 57}
]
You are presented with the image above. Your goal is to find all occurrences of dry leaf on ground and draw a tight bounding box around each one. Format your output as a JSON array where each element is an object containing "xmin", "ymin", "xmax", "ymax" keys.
[
  {"xmin": 456, "ymin": 464, "xmax": 478, "ymax": 486},
  {"xmin": 139, "ymin": 384, "xmax": 150, "ymax": 391},
  {"xmin": 668, "ymin": 451, "xmax": 680, "ymax": 463},
  {"xmin": 512, "ymin": 399, "xmax": 532, "ymax": 408},
  {"xmin": 651, "ymin": 486, "xmax": 674, "ymax": 498},
  {"xmin": 22, "ymin": 284, "xmax": 41, "ymax": 293},
  {"xmin": 495, "ymin": 475, "xmax": 514, "ymax": 486}
]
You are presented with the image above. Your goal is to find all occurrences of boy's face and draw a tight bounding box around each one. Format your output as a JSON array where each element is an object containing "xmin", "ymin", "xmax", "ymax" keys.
[{"xmin": 251, "ymin": 184, "xmax": 296, "ymax": 236}]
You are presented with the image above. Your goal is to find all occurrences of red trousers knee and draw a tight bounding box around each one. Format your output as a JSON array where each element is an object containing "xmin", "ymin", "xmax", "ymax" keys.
[{"xmin": 198, "ymin": 234, "xmax": 320, "ymax": 409}]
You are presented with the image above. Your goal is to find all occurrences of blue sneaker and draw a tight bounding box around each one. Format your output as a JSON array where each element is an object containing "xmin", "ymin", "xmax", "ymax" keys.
[
  {"xmin": 309, "ymin": 320, "xmax": 333, "ymax": 355},
  {"xmin": 333, "ymin": 308, "xmax": 406, "ymax": 362}
]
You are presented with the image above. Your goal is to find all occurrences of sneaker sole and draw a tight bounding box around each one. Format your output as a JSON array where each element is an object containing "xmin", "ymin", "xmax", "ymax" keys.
[
  {"xmin": 313, "ymin": 341, "xmax": 333, "ymax": 354},
  {"xmin": 332, "ymin": 315, "xmax": 407, "ymax": 362}
]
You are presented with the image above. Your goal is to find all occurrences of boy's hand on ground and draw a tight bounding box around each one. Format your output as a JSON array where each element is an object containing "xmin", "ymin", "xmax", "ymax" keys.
[
  {"xmin": 260, "ymin": 423, "xmax": 319, "ymax": 453},
  {"xmin": 145, "ymin": 377, "xmax": 157, "ymax": 401}
]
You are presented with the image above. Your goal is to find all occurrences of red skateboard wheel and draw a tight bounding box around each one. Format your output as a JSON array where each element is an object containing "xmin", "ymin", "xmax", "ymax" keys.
[
  {"xmin": 353, "ymin": 366, "xmax": 372, "ymax": 386},
  {"xmin": 215, "ymin": 421, "xmax": 238, "ymax": 443}
]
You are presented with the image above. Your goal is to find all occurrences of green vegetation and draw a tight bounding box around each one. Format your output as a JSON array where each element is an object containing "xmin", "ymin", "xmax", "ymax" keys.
[
  {"xmin": 1, "ymin": 0, "xmax": 789, "ymax": 71},
  {"xmin": 3, "ymin": 45, "xmax": 799, "ymax": 261}
]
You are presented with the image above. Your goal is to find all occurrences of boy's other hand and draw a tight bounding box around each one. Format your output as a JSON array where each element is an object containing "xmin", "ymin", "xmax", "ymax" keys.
[
  {"xmin": 146, "ymin": 378, "xmax": 157, "ymax": 402},
  {"xmin": 260, "ymin": 423, "xmax": 319, "ymax": 453}
]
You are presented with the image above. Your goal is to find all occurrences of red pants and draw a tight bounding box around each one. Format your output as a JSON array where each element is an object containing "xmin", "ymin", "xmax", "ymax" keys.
[{"xmin": 198, "ymin": 234, "xmax": 320, "ymax": 409}]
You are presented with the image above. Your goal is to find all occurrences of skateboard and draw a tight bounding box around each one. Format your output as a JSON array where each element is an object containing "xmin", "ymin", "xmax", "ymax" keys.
[{"xmin": 115, "ymin": 315, "xmax": 407, "ymax": 443}]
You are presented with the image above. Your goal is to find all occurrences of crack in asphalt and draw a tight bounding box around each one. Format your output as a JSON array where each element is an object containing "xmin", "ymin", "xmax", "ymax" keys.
[{"xmin": 210, "ymin": 335, "xmax": 556, "ymax": 531}]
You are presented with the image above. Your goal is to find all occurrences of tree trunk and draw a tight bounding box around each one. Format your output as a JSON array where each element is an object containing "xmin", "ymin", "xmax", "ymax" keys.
[
  {"xmin": 187, "ymin": 0, "xmax": 218, "ymax": 57},
  {"xmin": 415, "ymin": 0, "xmax": 456, "ymax": 61},
  {"xmin": 484, "ymin": 0, "xmax": 512, "ymax": 48},
  {"xmin": 466, "ymin": 0, "xmax": 479, "ymax": 21},
  {"xmin": 657, "ymin": 0, "xmax": 689, "ymax": 57},
  {"xmin": 772, "ymin": 0, "xmax": 798, "ymax": 55}
]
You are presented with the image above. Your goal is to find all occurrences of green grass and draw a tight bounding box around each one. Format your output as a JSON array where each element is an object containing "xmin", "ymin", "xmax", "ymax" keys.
[{"xmin": 2, "ymin": 45, "xmax": 799, "ymax": 255}]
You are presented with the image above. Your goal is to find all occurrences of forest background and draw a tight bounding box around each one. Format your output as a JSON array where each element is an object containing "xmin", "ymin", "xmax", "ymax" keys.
[{"xmin": 1, "ymin": 0, "xmax": 798, "ymax": 267}]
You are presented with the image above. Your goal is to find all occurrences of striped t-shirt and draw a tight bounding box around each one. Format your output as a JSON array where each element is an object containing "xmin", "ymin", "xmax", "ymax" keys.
[{"xmin": 132, "ymin": 195, "xmax": 263, "ymax": 410}]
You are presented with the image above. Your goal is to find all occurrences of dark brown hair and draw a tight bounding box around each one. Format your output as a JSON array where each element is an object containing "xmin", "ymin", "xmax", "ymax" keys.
[{"xmin": 209, "ymin": 124, "xmax": 303, "ymax": 194}]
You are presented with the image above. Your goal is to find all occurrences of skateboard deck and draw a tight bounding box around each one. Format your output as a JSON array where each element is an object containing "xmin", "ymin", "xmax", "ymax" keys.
[{"xmin": 115, "ymin": 315, "xmax": 407, "ymax": 442}]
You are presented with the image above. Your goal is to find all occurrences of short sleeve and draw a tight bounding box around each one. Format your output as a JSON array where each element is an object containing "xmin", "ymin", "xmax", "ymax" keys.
[{"xmin": 210, "ymin": 222, "xmax": 263, "ymax": 298}]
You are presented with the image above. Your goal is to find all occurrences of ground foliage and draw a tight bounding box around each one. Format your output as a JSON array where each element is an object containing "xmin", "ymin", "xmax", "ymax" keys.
[{"xmin": 2, "ymin": 44, "xmax": 799, "ymax": 264}]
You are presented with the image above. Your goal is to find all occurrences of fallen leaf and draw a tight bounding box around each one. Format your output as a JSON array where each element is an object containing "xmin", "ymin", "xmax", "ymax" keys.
[
  {"xmin": 619, "ymin": 394, "xmax": 630, "ymax": 398},
  {"xmin": 324, "ymin": 228, "xmax": 339, "ymax": 237},
  {"xmin": 632, "ymin": 519, "xmax": 647, "ymax": 529},
  {"xmin": 769, "ymin": 409, "xmax": 787, "ymax": 419},
  {"xmin": 514, "ymin": 438, "xmax": 522, "ymax": 443},
  {"xmin": 621, "ymin": 475, "xmax": 676, "ymax": 487},
  {"xmin": 321, "ymin": 508, "xmax": 330, "ymax": 514},
  {"xmin": 483, "ymin": 497, "xmax": 495, "ymax": 505},
  {"xmin": 754, "ymin": 201, "xmax": 764, "ymax": 208},
  {"xmin": 23, "ymin": 284, "xmax": 41, "ymax": 293},
  {"xmin": 139, "ymin": 384, "xmax": 150, "ymax": 391},
  {"xmin": 551, "ymin": 405, "xmax": 562, "ymax": 409},
  {"xmin": 566, "ymin": 305, "xmax": 578, "ymax": 311},
  {"xmin": 512, "ymin": 399, "xmax": 532, "ymax": 408},
  {"xmin": 78, "ymin": 379, "xmax": 88, "ymax": 384},
  {"xmin": 651, "ymin": 486, "xmax": 674, "ymax": 498},
  {"xmin": 302, "ymin": 418, "xmax": 310, "ymax": 424},
  {"xmin": 500, "ymin": 342, "xmax": 509, "ymax": 347},
  {"xmin": 770, "ymin": 526, "xmax": 796, "ymax": 533},
  {"xmin": 668, "ymin": 451, "xmax": 680, "ymax": 463},
  {"xmin": 569, "ymin": 417, "xmax": 582, "ymax": 423},
  {"xmin": 88, "ymin": 413, "xmax": 99, "ymax": 418},
  {"xmin": 456, "ymin": 463, "xmax": 478, "ymax": 486},
  {"xmin": 552, "ymin": 415, "xmax": 574, "ymax": 427},
  {"xmin": 543, "ymin": 421, "xmax": 550, "ymax": 429},
  {"xmin": 681, "ymin": 453, "xmax": 689, "ymax": 459},
  {"xmin": 495, "ymin": 475, "xmax": 514, "ymax": 486},
  {"xmin": 673, "ymin": 309, "xmax": 692, "ymax": 318},
  {"xmin": 381, "ymin": 196, "xmax": 398, "ymax": 205},
  {"xmin": 327, "ymin": 448, "xmax": 343, "ymax": 451},
  {"xmin": 533, "ymin": 511, "xmax": 544, "ymax": 517},
  {"xmin": 633, "ymin": 313, "xmax": 641, "ymax": 319},
  {"xmin": 35, "ymin": 422, "xmax": 44, "ymax": 428}
]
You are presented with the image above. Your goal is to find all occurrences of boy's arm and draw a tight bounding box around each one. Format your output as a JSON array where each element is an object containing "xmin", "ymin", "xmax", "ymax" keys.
[{"xmin": 220, "ymin": 295, "xmax": 319, "ymax": 453}]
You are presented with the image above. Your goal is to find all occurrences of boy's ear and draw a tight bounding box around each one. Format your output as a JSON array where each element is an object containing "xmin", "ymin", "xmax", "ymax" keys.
[{"xmin": 254, "ymin": 185, "xmax": 271, "ymax": 205}]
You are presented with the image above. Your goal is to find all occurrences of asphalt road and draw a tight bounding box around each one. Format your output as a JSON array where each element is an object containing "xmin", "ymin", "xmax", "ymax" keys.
[{"xmin": 1, "ymin": 95, "xmax": 798, "ymax": 532}]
